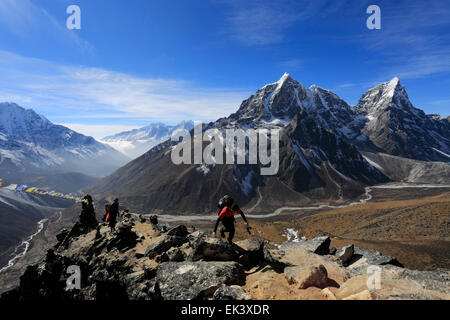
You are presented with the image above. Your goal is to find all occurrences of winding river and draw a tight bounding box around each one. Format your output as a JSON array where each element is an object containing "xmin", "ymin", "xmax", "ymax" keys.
[{"xmin": 0, "ymin": 218, "xmax": 48, "ymax": 273}]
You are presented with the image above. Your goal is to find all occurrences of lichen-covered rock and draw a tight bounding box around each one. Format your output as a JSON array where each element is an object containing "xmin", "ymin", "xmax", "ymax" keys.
[
  {"xmin": 348, "ymin": 247, "xmax": 403, "ymax": 275},
  {"xmin": 187, "ymin": 230, "xmax": 207, "ymax": 247},
  {"xmin": 280, "ymin": 236, "xmax": 331, "ymax": 255},
  {"xmin": 187, "ymin": 237, "xmax": 244, "ymax": 262},
  {"xmin": 213, "ymin": 284, "xmax": 251, "ymax": 300},
  {"xmin": 156, "ymin": 261, "xmax": 245, "ymax": 300},
  {"xmin": 144, "ymin": 234, "xmax": 187, "ymax": 259}
]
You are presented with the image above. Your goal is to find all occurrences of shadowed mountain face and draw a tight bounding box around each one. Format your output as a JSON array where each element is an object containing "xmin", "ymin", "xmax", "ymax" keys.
[
  {"xmin": 87, "ymin": 74, "xmax": 448, "ymax": 215},
  {"xmin": 88, "ymin": 75, "xmax": 406, "ymax": 214},
  {"xmin": 355, "ymin": 78, "xmax": 450, "ymax": 161},
  {"xmin": 0, "ymin": 102, "xmax": 130, "ymax": 178}
]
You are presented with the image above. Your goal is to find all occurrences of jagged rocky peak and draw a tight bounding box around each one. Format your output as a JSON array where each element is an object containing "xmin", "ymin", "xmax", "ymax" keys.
[
  {"xmin": 225, "ymin": 73, "xmax": 307, "ymax": 127},
  {"xmin": 223, "ymin": 73, "xmax": 356, "ymax": 129},
  {"xmin": 356, "ymin": 77, "xmax": 418, "ymax": 118},
  {"xmin": 0, "ymin": 102, "xmax": 53, "ymax": 136},
  {"xmin": 0, "ymin": 102, "xmax": 130, "ymax": 176},
  {"xmin": 354, "ymin": 78, "xmax": 450, "ymax": 161}
]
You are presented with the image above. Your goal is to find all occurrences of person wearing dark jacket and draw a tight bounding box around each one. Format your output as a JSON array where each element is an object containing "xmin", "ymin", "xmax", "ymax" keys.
[
  {"xmin": 212, "ymin": 204, "xmax": 249, "ymax": 243},
  {"xmin": 109, "ymin": 198, "xmax": 119, "ymax": 231},
  {"xmin": 79, "ymin": 194, "xmax": 97, "ymax": 229}
]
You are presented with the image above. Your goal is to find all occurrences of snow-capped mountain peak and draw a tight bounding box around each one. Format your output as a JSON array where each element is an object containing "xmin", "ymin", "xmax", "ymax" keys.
[
  {"xmin": 102, "ymin": 121, "xmax": 194, "ymax": 159},
  {"xmin": 0, "ymin": 102, "xmax": 129, "ymax": 177},
  {"xmin": 356, "ymin": 77, "xmax": 414, "ymax": 118},
  {"xmin": 354, "ymin": 78, "xmax": 450, "ymax": 161}
]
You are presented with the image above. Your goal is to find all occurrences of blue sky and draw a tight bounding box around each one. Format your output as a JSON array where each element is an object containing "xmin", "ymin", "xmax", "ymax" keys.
[{"xmin": 0, "ymin": 0, "xmax": 449, "ymax": 139}]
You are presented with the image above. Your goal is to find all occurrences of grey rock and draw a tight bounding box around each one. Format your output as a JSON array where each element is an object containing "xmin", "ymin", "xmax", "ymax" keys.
[
  {"xmin": 127, "ymin": 279, "xmax": 160, "ymax": 300},
  {"xmin": 235, "ymin": 238, "xmax": 265, "ymax": 266},
  {"xmin": 329, "ymin": 246, "xmax": 337, "ymax": 255},
  {"xmin": 166, "ymin": 225, "xmax": 189, "ymax": 237},
  {"xmin": 187, "ymin": 230, "xmax": 207, "ymax": 247},
  {"xmin": 280, "ymin": 236, "xmax": 331, "ymax": 255},
  {"xmin": 167, "ymin": 248, "xmax": 186, "ymax": 262},
  {"xmin": 335, "ymin": 244, "xmax": 354, "ymax": 266},
  {"xmin": 213, "ymin": 284, "xmax": 251, "ymax": 300},
  {"xmin": 397, "ymin": 268, "xmax": 450, "ymax": 294},
  {"xmin": 106, "ymin": 222, "xmax": 137, "ymax": 251},
  {"xmin": 349, "ymin": 247, "xmax": 403, "ymax": 268},
  {"xmin": 187, "ymin": 237, "xmax": 244, "ymax": 262},
  {"xmin": 144, "ymin": 234, "xmax": 187, "ymax": 259},
  {"xmin": 156, "ymin": 261, "xmax": 244, "ymax": 300}
]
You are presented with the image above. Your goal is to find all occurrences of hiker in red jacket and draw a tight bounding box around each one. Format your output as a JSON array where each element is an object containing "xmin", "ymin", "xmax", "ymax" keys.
[{"xmin": 212, "ymin": 202, "xmax": 249, "ymax": 243}]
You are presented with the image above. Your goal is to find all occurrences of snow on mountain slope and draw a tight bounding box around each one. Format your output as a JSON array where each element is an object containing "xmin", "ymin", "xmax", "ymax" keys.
[
  {"xmin": 0, "ymin": 103, "xmax": 130, "ymax": 177},
  {"xmin": 101, "ymin": 121, "xmax": 194, "ymax": 159},
  {"xmin": 88, "ymin": 75, "xmax": 391, "ymax": 214},
  {"xmin": 355, "ymin": 78, "xmax": 450, "ymax": 161}
]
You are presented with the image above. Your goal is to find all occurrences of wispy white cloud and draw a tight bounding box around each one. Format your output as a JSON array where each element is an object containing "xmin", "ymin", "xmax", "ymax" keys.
[
  {"xmin": 358, "ymin": 0, "xmax": 450, "ymax": 80},
  {"xmin": 0, "ymin": 50, "xmax": 250, "ymax": 137},
  {"xmin": 218, "ymin": 0, "xmax": 331, "ymax": 45},
  {"xmin": 0, "ymin": 0, "xmax": 36, "ymax": 36},
  {"xmin": 57, "ymin": 123, "xmax": 141, "ymax": 140},
  {"xmin": 0, "ymin": 0, "xmax": 93, "ymax": 54}
]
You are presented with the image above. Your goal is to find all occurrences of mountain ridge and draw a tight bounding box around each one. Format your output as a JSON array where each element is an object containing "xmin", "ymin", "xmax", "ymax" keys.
[
  {"xmin": 102, "ymin": 121, "xmax": 194, "ymax": 159},
  {"xmin": 0, "ymin": 102, "xmax": 130, "ymax": 178}
]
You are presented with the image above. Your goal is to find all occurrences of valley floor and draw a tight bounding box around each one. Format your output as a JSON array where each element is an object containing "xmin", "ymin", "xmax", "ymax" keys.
[{"xmin": 159, "ymin": 186, "xmax": 450, "ymax": 271}]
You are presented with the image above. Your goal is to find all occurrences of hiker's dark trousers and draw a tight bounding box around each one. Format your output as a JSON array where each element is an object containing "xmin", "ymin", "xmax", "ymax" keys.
[{"xmin": 221, "ymin": 219, "xmax": 235, "ymax": 243}]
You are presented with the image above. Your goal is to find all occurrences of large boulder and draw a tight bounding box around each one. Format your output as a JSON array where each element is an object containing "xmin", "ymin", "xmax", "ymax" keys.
[
  {"xmin": 106, "ymin": 222, "xmax": 137, "ymax": 252},
  {"xmin": 187, "ymin": 230, "xmax": 207, "ymax": 247},
  {"xmin": 187, "ymin": 237, "xmax": 244, "ymax": 262},
  {"xmin": 284, "ymin": 264, "xmax": 330, "ymax": 289},
  {"xmin": 144, "ymin": 234, "xmax": 187, "ymax": 259},
  {"xmin": 166, "ymin": 225, "xmax": 189, "ymax": 237},
  {"xmin": 264, "ymin": 245, "xmax": 349, "ymax": 285},
  {"xmin": 235, "ymin": 238, "xmax": 265, "ymax": 266},
  {"xmin": 155, "ymin": 261, "xmax": 245, "ymax": 300},
  {"xmin": 348, "ymin": 247, "xmax": 404, "ymax": 275},
  {"xmin": 263, "ymin": 248, "xmax": 286, "ymax": 267},
  {"xmin": 280, "ymin": 236, "xmax": 331, "ymax": 255},
  {"xmin": 213, "ymin": 284, "xmax": 251, "ymax": 300}
]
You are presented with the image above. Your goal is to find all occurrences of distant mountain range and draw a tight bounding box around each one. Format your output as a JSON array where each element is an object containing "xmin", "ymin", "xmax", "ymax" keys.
[
  {"xmin": 1, "ymin": 74, "xmax": 449, "ymax": 215},
  {"xmin": 0, "ymin": 103, "xmax": 130, "ymax": 180},
  {"xmin": 88, "ymin": 74, "xmax": 449, "ymax": 214},
  {"xmin": 102, "ymin": 121, "xmax": 194, "ymax": 159}
]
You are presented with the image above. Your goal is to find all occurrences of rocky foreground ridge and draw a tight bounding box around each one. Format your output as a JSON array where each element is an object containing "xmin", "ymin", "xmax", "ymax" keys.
[{"xmin": 1, "ymin": 216, "xmax": 449, "ymax": 300}]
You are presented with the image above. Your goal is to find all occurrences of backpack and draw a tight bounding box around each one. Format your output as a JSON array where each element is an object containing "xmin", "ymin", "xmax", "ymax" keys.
[{"xmin": 218, "ymin": 195, "xmax": 233, "ymax": 210}]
